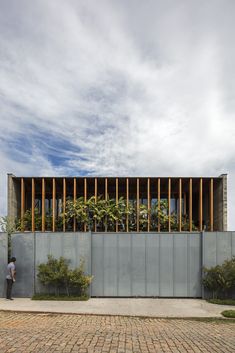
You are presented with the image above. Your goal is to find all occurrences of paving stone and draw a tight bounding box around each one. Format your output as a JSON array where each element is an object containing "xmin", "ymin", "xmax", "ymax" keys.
[{"xmin": 0, "ymin": 312, "xmax": 234, "ymax": 352}]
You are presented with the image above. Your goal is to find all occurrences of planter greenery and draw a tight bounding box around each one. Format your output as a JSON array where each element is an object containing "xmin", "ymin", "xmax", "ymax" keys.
[
  {"xmin": 14, "ymin": 195, "xmax": 197, "ymax": 232},
  {"xmin": 37, "ymin": 255, "xmax": 92, "ymax": 297},
  {"xmin": 202, "ymin": 258, "xmax": 235, "ymax": 299},
  {"xmin": 32, "ymin": 294, "xmax": 89, "ymax": 301},
  {"xmin": 207, "ymin": 299, "xmax": 235, "ymax": 305},
  {"xmin": 221, "ymin": 310, "xmax": 235, "ymax": 318}
]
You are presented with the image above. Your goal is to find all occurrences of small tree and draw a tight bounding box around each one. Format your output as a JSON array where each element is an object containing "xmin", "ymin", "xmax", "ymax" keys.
[
  {"xmin": 0, "ymin": 216, "xmax": 17, "ymax": 260},
  {"xmin": 37, "ymin": 255, "xmax": 92, "ymax": 296},
  {"xmin": 202, "ymin": 258, "xmax": 235, "ymax": 299}
]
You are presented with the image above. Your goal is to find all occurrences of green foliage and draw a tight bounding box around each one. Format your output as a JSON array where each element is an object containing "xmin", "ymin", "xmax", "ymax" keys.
[
  {"xmin": 0, "ymin": 216, "xmax": 17, "ymax": 235},
  {"xmin": 202, "ymin": 258, "xmax": 235, "ymax": 299},
  {"xmin": 37, "ymin": 255, "xmax": 92, "ymax": 296},
  {"xmin": 0, "ymin": 216, "xmax": 18, "ymax": 261},
  {"xmin": 65, "ymin": 196, "xmax": 196, "ymax": 232},
  {"xmin": 16, "ymin": 208, "xmax": 64, "ymax": 231},
  {"xmin": 221, "ymin": 310, "xmax": 235, "ymax": 318},
  {"xmin": 32, "ymin": 294, "xmax": 89, "ymax": 301},
  {"xmin": 14, "ymin": 195, "xmax": 197, "ymax": 232},
  {"xmin": 207, "ymin": 299, "xmax": 235, "ymax": 306}
]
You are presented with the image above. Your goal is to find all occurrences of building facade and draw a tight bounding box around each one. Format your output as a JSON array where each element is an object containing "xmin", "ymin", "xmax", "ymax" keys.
[{"xmin": 7, "ymin": 174, "xmax": 227, "ymax": 233}]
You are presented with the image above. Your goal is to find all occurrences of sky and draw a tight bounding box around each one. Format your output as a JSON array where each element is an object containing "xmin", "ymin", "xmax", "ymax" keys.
[{"xmin": 0, "ymin": 0, "xmax": 235, "ymax": 229}]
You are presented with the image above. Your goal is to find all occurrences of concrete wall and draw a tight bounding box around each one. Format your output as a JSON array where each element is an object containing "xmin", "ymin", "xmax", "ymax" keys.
[
  {"xmin": 11, "ymin": 232, "xmax": 91, "ymax": 297},
  {"xmin": 91, "ymin": 232, "xmax": 202, "ymax": 297},
  {"xmin": 203, "ymin": 232, "xmax": 235, "ymax": 267},
  {"xmin": 214, "ymin": 175, "xmax": 227, "ymax": 231},
  {"xmin": 4, "ymin": 231, "xmax": 235, "ymax": 298},
  {"xmin": 8, "ymin": 174, "xmax": 20, "ymax": 219},
  {"xmin": 0, "ymin": 233, "xmax": 8, "ymax": 298}
]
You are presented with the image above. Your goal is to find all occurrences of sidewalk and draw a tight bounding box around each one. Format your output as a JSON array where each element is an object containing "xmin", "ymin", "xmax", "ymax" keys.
[{"xmin": 0, "ymin": 298, "xmax": 234, "ymax": 317}]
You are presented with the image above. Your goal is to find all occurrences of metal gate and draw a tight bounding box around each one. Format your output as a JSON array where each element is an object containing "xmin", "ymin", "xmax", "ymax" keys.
[{"xmin": 91, "ymin": 232, "xmax": 202, "ymax": 297}]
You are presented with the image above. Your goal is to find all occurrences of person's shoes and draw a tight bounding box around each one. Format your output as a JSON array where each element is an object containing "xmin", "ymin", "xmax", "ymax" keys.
[{"xmin": 6, "ymin": 298, "xmax": 14, "ymax": 300}]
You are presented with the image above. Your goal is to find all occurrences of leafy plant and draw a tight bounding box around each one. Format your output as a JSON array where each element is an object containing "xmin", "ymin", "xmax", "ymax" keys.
[
  {"xmin": 202, "ymin": 258, "xmax": 235, "ymax": 299},
  {"xmin": 0, "ymin": 216, "xmax": 18, "ymax": 260},
  {"xmin": 37, "ymin": 255, "xmax": 92, "ymax": 296},
  {"xmin": 15, "ymin": 195, "xmax": 198, "ymax": 232}
]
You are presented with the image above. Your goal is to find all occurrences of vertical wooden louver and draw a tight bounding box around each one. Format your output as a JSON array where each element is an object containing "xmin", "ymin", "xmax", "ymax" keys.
[
  {"xmin": 31, "ymin": 178, "xmax": 35, "ymax": 232},
  {"xmin": 42, "ymin": 178, "xmax": 45, "ymax": 232},
  {"xmin": 21, "ymin": 178, "xmax": 25, "ymax": 231},
  {"xmin": 210, "ymin": 178, "xmax": 214, "ymax": 231},
  {"xmin": 199, "ymin": 178, "xmax": 203, "ymax": 231},
  {"xmin": 147, "ymin": 178, "xmax": 150, "ymax": 232},
  {"xmin": 94, "ymin": 178, "xmax": 97, "ymax": 232},
  {"xmin": 63, "ymin": 178, "xmax": 66, "ymax": 232},
  {"xmin": 126, "ymin": 178, "xmax": 129, "ymax": 232},
  {"xmin": 73, "ymin": 178, "xmax": 76, "ymax": 232},
  {"xmin": 105, "ymin": 178, "xmax": 108, "ymax": 232},
  {"xmin": 158, "ymin": 178, "xmax": 160, "ymax": 232},
  {"xmin": 52, "ymin": 178, "xmax": 56, "ymax": 232},
  {"xmin": 116, "ymin": 178, "xmax": 119, "ymax": 232},
  {"xmin": 137, "ymin": 178, "xmax": 139, "ymax": 232},
  {"xmin": 84, "ymin": 178, "xmax": 87, "ymax": 232},
  {"xmin": 179, "ymin": 178, "xmax": 182, "ymax": 232},
  {"xmin": 168, "ymin": 178, "xmax": 171, "ymax": 232},
  {"xmin": 189, "ymin": 178, "xmax": 192, "ymax": 232}
]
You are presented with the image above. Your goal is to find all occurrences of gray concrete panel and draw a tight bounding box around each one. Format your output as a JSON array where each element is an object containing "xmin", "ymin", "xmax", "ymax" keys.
[
  {"xmin": 203, "ymin": 232, "xmax": 217, "ymax": 268},
  {"xmin": 11, "ymin": 233, "xmax": 34, "ymax": 297},
  {"xmin": 188, "ymin": 234, "xmax": 202, "ymax": 297},
  {"xmin": 91, "ymin": 234, "xmax": 104, "ymax": 296},
  {"xmin": 118, "ymin": 233, "xmax": 131, "ymax": 296},
  {"xmin": 203, "ymin": 232, "xmax": 235, "ymax": 268},
  {"xmin": 216, "ymin": 232, "xmax": 233, "ymax": 263},
  {"xmin": 146, "ymin": 234, "xmax": 160, "ymax": 296},
  {"xmin": 232, "ymin": 232, "xmax": 235, "ymax": 256},
  {"xmin": 103, "ymin": 234, "xmax": 118, "ymax": 296},
  {"xmin": 132, "ymin": 234, "xmax": 146, "ymax": 296},
  {"xmin": 173, "ymin": 234, "xmax": 188, "ymax": 297},
  {"xmin": 159, "ymin": 234, "xmax": 174, "ymax": 296},
  {"xmin": 0, "ymin": 233, "xmax": 8, "ymax": 298}
]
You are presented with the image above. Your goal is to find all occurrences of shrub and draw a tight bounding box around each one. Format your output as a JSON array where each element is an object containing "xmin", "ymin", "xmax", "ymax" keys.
[
  {"xmin": 221, "ymin": 310, "xmax": 235, "ymax": 318},
  {"xmin": 37, "ymin": 255, "xmax": 92, "ymax": 297},
  {"xmin": 202, "ymin": 258, "xmax": 235, "ymax": 299}
]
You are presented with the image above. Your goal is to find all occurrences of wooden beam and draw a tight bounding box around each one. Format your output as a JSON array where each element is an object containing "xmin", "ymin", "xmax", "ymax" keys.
[
  {"xmin": 73, "ymin": 178, "xmax": 76, "ymax": 232},
  {"xmin": 84, "ymin": 178, "xmax": 87, "ymax": 232},
  {"xmin": 105, "ymin": 178, "xmax": 108, "ymax": 232},
  {"xmin": 199, "ymin": 178, "xmax": 203, "ymax": 231},
  {"xmin": 126, "ymin": 178, "xmax": 129, "ymax": 232},
  {"xmin": 168, "ymin": 178, "xmax": 171, "ymax": 232},
  {"xmin": 116, "ymin": 178, "xmax": 119, "ymax": 232},
  {"xmin": 158, "ymin": 178, "xmax": 160, "ymax": 232},
  {"xmin": 42, "ymin": 178, "xmax": 45, "ymax": 232},
  {"xmin": 189, "ymin": 178, "xmax": 192, "ymax": 232},
  {"xmin": 137, "ymin": 178, "xmax": 139, "ymax": 232},
  {"xmin": 31, "ymin": 178, "xmax": 35, "ymax": 232},
  {"xmin": 63, "ymin": 178, "xmax": 66, "ymax": 232},
  {"xmin": 94, "ymin": 178, "xmax": 97, "ymax": 232},
  {"xmin": 21, "ymin": 178, "xmax": 25, "ymax": 231},
  {"xmin": 105, "ymin": 178, "xmax": 108, "ymax": 201},
  {"xmin": 147, "ymin": 178, "xmax": 150, "ymax": 232},
  {"xmin": 52, "ymin": 178, "xmax": 56, "ymax": 232},
  {"xmin": 210, "ymin": 178, "xmax": 214, "ymax": 231},
  {"xmin": 184, "ymin": 192, "xmax": 187, "ymax": 215},
  {"xmin": 179, "ymin": 178, "xmax": 182, "ymax": 232}
]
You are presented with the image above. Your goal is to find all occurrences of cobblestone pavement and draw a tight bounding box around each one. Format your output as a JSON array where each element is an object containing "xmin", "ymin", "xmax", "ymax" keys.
[{"xmin": 0, "ymin": 311, "xmax": 234, "ymax": 353}]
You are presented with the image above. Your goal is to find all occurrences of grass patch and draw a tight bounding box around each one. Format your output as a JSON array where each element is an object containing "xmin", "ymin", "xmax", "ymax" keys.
[
  {"xmin": 221, "ymin": 310, "xmax": 235, "ymax": 318},
  {"xmin": 32, "ymin": 294, "xmax": 89, "ymax": 301},
  {"xmin": 207, "ymin": 299, "xmax": 235, "ymax": 306}
]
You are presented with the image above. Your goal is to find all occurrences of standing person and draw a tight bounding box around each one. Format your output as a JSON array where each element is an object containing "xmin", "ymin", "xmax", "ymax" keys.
[{"xmin": 6, "ymin": 257, "xmax": 16, "ymax": 300}]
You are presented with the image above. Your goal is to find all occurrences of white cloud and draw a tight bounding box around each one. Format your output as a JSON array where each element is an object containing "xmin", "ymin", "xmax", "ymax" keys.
[{"xmin": 0, "ymin": 0, "xmax": 235, "ymax": 228}]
